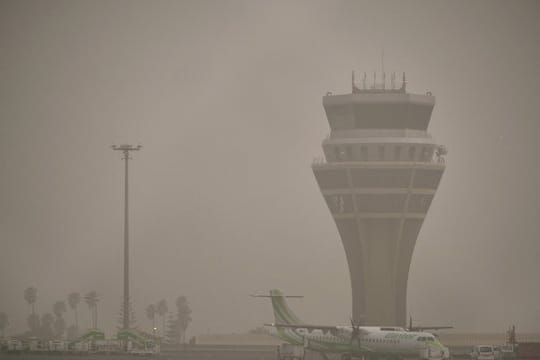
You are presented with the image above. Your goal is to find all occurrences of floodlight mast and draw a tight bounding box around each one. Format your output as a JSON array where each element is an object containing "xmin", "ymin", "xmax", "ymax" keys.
[{"xmin": 112, "ymin": 144, "xmax": 142, "ymax": 332}]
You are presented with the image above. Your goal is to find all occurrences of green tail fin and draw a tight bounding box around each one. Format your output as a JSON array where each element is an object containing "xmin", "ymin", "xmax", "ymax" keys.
[{"xmin": 270, "ymin": 289, "xmax": 304, "ymax": 325}]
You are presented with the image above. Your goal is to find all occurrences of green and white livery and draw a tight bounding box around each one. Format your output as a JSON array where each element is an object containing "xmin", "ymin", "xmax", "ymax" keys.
[{"xmin": 262, "ymin": 289, "xmax": 450, "ymax": 360}]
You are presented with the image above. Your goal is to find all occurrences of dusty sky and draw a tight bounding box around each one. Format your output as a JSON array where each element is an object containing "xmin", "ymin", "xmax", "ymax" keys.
[{"xmin": 1, "ymin": 0, "xmax": 540, "ymax": 337}]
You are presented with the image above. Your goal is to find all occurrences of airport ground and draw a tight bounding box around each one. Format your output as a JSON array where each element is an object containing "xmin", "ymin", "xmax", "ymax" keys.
[
  {"xmin": 3, "ymin": 333, "xmax": 540, "ymax": 360},
  {"xmin": 0, "ymin": 345, "xmax": 276, "ymax": 360},
  {"xmin": 0, "ymin": 344, "xmax": 531, "ymax": 360}
]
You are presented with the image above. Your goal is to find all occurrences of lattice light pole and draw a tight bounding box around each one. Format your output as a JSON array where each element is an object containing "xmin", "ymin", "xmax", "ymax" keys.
[{"xmin": 112, "ymin": 144, "xmax": 142, "ymax": 330}]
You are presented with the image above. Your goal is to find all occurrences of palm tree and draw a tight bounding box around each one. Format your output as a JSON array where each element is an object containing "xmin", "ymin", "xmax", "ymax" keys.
[
  {"xmin": 66, "ymin": 325, "xmax": 79, "ymax": 341},
  {"xmin": 84, "ymin": 291, "xmax": 99, "ymax": 329},
  {"xmin": 67, "ymin": 292, "xmax": 81, "ymax": 329},
  {"xmin": 40, "ymin": 313, "xmax": 55, "ymax": 340},
  {"xmin": 53, "ymin": 301, "xmax": 67, "ymax": 338},
  {"xmin": 156, "ymin": 299, "xmax": 168, "ymax": 338},
  {"xmin": 24, "ymin": 287, "xmax": 38, "ymax": 314},
  {"xmin": 175, "ymin": 296, "xmax": 192, "ymax": 343},
  {"xmin": 27, "ymin": 313, "xmax": 40, "ymax": 335},
  {"xmin": 53, "ymin": 316, "xmax": 66, "ymax": 339},
  {"xmin": 53, "ymin": 300, "xmax": 67, "ymax": 318},
  {"xmin": 146, "ymin": 304, "xmax": 157, "ymax": 333},
  {"xmin": 0, "ymin": 312, "xmax": 8, "ymax": 338}
]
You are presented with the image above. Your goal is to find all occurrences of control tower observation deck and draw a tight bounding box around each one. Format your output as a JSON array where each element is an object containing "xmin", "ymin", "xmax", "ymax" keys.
[{"xmin": 312, "ymin": 73, "xmax": 446, "ymax": 327}]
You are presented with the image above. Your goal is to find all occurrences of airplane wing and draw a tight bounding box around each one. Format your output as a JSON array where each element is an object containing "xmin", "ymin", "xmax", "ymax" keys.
[
  {"xmin": 265, "ymin": 323, "xmax": 369, "ymax": 335},
  {"xmin": 265, "ymin": 323, "xmax": 338, "ymax": 331},
  {"xmin": 408, "ymin": 317, "xmax": 452, "ymax": 332},
  {"xmin": 409, "ymin": 326, "xmax": 453, "ymax": 331}
]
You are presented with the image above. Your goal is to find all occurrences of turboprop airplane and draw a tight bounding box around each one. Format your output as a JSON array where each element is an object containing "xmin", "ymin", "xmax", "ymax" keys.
[{"xmin": 253, "ymin": 289, "xmax": 450, "ymax": 360}]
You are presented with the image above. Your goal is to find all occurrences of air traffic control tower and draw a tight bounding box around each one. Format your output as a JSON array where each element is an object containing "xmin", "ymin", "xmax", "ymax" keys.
[{"xmin": 312, "ymin": 73, "xmax": 446, "ymax": 327}]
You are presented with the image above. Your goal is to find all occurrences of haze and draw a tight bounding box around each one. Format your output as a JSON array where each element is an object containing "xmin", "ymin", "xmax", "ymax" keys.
[{"xmin": 1, "ymin": 0, "xmax": 539, "ymax": 337}]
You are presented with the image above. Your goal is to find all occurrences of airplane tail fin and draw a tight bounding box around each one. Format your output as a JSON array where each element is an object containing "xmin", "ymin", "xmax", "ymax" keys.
[
  {"xmin": 269, "ymin": 289, "xmax": 304, "ymax": 325},
  {"xmin": 251, "ymin": 289, "xmax": 304, "ymax": 325}
]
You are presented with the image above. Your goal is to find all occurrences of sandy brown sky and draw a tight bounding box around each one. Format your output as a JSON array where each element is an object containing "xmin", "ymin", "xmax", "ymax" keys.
[{"xmin": 1, "ymin": 0, "xmax": 540, "ymax": 337}]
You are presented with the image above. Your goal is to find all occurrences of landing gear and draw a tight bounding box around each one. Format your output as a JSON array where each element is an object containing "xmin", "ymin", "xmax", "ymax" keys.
[
  {"xmin": 277, "ymin": 344, "xmax": 305, "ymax": 360},
  {"xmin": 342, "ymin": 354, "xmax": 370, "ymax": 360},
  {"xmin": 319, "ymin": 352, "xmax": 330, "ymax": 360}
]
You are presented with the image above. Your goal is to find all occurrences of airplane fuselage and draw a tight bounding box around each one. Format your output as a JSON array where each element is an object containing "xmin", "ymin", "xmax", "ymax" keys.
[{"xmin": 272, "ymin": 326, "xmax": 447, "ymax": 359}]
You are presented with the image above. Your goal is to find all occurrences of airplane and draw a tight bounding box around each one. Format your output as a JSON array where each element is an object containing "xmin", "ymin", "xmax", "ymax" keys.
[{"xmin": 253, "ymin": 289, "xmax": 450, "ymax": 360}]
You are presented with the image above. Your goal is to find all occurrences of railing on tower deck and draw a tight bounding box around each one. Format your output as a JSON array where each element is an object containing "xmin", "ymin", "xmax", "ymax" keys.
[
  {"xmin": 313, "ymin": 143, "xmax": 446, "ymax": 165},
  {"xmin": 352, "ymin": 84, "xmax": 406, "ymax": 94},
  {"xmin": 325, "ymin": 129, "xmax": 432, "ymax": 139},
  {"xmin": 312, "ymin": 154, "xmax": 446, "ymax": 166}
]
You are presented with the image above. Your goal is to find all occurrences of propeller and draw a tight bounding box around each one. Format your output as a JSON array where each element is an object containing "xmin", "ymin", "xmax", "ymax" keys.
[{"xmin": 349, "ymin": 317, "xmax": 361, "ymax": 348}]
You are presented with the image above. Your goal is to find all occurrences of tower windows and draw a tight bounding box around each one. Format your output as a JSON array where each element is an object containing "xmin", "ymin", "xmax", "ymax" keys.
[
  {"xmin": 378, "ymin": 145, "xmax": 385, "ymax": 161},
  {"xmin": 361, "ymin": 146, "xmax": 368, "ymax": 161},
  {"xmin": 421, "ymin": 146, "xmax": 431, "ymax": 162},
  {"xmin": 408, "ymin": 146, "xmax": 416, "ymax": 161},
  {"xmin": 334, "ymin": 147, "xmax": 340, "ymax": 161},
  {"xmin": 394, "ymin": 146, "xmax": 401, "ymax": 161},
  {"xmin": 334, "ymin": 146, "xmax": 352, "ymax": 161},
  {"xmin": 346, "ymin": 145, "xmax": 352, "ymax": 160}
]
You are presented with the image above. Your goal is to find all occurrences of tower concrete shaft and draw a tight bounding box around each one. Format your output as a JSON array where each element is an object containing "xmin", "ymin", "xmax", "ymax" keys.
[{"xmin": 312, "ymin": 76, "xmax": 446, "ymax": 327}]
